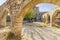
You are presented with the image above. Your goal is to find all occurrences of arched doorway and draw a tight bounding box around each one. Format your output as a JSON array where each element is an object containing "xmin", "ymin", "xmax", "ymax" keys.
[
  {"xmin": 17, "ymin": 0, "xmax": 60, "ymax": 27},
  {"xmin": 0, "ymin": 0, "xmax": 60, "ymax": 40},
  {"xmin": 19, "ymin": 0, "xmax": 60, "ymax": 18},
  {"xmin": 6, "ymin": 13, "xmax": 11, "ymax": 26},
  {"xmin": 52, "ymin": 8, "xmax": 60, "ymax": 26},
  {"xmin": 13, "ymin": 0, "xmax": 60, "ymax": 39},
  {"xmin": 0, "ymin": 8, "xmax": 9, "ymax": 27}
]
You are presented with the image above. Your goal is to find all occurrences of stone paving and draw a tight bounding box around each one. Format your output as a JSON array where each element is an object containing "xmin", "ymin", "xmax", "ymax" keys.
[
  {"xmin": 0, "ymin": 23, "xmax": 60, "ymax": 40},
  {"xmin": 22, "ymin": 23, "xmax": 60, "ymax": 40}
]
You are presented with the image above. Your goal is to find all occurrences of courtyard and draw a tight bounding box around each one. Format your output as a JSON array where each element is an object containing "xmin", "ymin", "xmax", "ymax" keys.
[{"xmin": 0, "ymin": 0, "xmax": 60, "ymax": 40}]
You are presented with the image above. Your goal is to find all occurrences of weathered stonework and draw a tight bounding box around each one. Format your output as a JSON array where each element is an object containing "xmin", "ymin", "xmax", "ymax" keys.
[
  {"xmin": 0, "ymin": 0, "xmax": 60, "ymax": 40},
  {"xmin": 42, "ymin": 13, "xmax": 50, "ymax": 24},
  {"xmin": 51, "ymin": 7, "xmax": 60, "ymax": 26},
  {"xmin": 0, "ymin": 9, "xmax": 8, "ymax": 27}
]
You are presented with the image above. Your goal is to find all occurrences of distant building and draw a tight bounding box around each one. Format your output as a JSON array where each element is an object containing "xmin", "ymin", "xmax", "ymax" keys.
[
  {"xmin": 33, "ymin": 7, "xmax": 47, "ymax": 22},
  {"xmin": 6, "ymin": 7, "xmax": 47, "ymax": 23}
]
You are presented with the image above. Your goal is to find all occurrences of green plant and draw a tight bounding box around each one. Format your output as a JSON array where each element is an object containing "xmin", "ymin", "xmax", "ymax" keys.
[{"xmin": 25, "ymin": 8, "xmax": 35, "ymax": 19}]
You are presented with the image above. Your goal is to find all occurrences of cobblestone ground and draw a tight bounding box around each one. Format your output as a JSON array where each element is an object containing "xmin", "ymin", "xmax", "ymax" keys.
[
  {"xmin": 0, "ymin": 23, "xmax": 60, "ymax": 40},
  {"xmin": 22, "ymin": 23, "xmax": 60, "ymax": 40}
]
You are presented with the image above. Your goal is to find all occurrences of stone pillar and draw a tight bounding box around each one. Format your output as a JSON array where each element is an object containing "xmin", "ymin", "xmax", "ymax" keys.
[
  {"xmin": 42, "ymin": 13, "xmax": 49, "ymax": 24},
  {"xmin": 50, "ymin": 15, "xmax": 52, "ymax": 27},
  {"xmin": 45, "ymin": 14, "xmax": 49, "ymax": 24},
  {"xmin": 50, "ymin": 14, "xmax": 54, "ymax": 27},
  {"xmin": 10, "ymin": 13, "xmax": 23, "ymax": 40}
]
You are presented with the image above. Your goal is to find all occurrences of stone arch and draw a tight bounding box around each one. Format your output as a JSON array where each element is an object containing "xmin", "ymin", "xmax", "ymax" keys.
[
  {"xmin": 0, "ymin": 8, "xmax": 9, "ymax": 27},
  {"xmin": 18, "ymin": 0, "xmax": 60, "ymax": 19},
  {"xmin": 52, "ymin": 9, "xmax": 60, "ymax": 26},
  {"xmin": 12, "ymin": 0, "xmax": 60, "ymax": 38},
  {"xmin": 53, "ymin": 9, "xmax": 60, "ymax": 18},
  {"xmin": 16, "ymin": 0, "xmax": 60, "ymax": 25}
]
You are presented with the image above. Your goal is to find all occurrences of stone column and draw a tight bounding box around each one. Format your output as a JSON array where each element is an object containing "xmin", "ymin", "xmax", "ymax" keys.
[
  {"xmin": 45, "ymin": 14, "xmax": 49, "ymax": 24},
  {"xmin": 10, "ymin": 13, "xmax": 23, "ymax": 40},
  {"xmin": 43, "ymin": 13, "xmax": 49, "ymax": 24},
  {"xmin": 50, "ymin": 14, "xmax": 54, "ymax": 27}
]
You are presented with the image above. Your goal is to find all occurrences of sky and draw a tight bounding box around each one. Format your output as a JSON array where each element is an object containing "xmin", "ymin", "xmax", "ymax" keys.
[
  {"xmin": 0, "ymin": 0, "xmax": 56, "ymax": 12},
  {"xmin": 36, "ymin": 3, "xmax": 56, "ymax": 12},
  {"xmin": 0, "ymin": 0, "xmax": 6, "ymax": 6}
]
